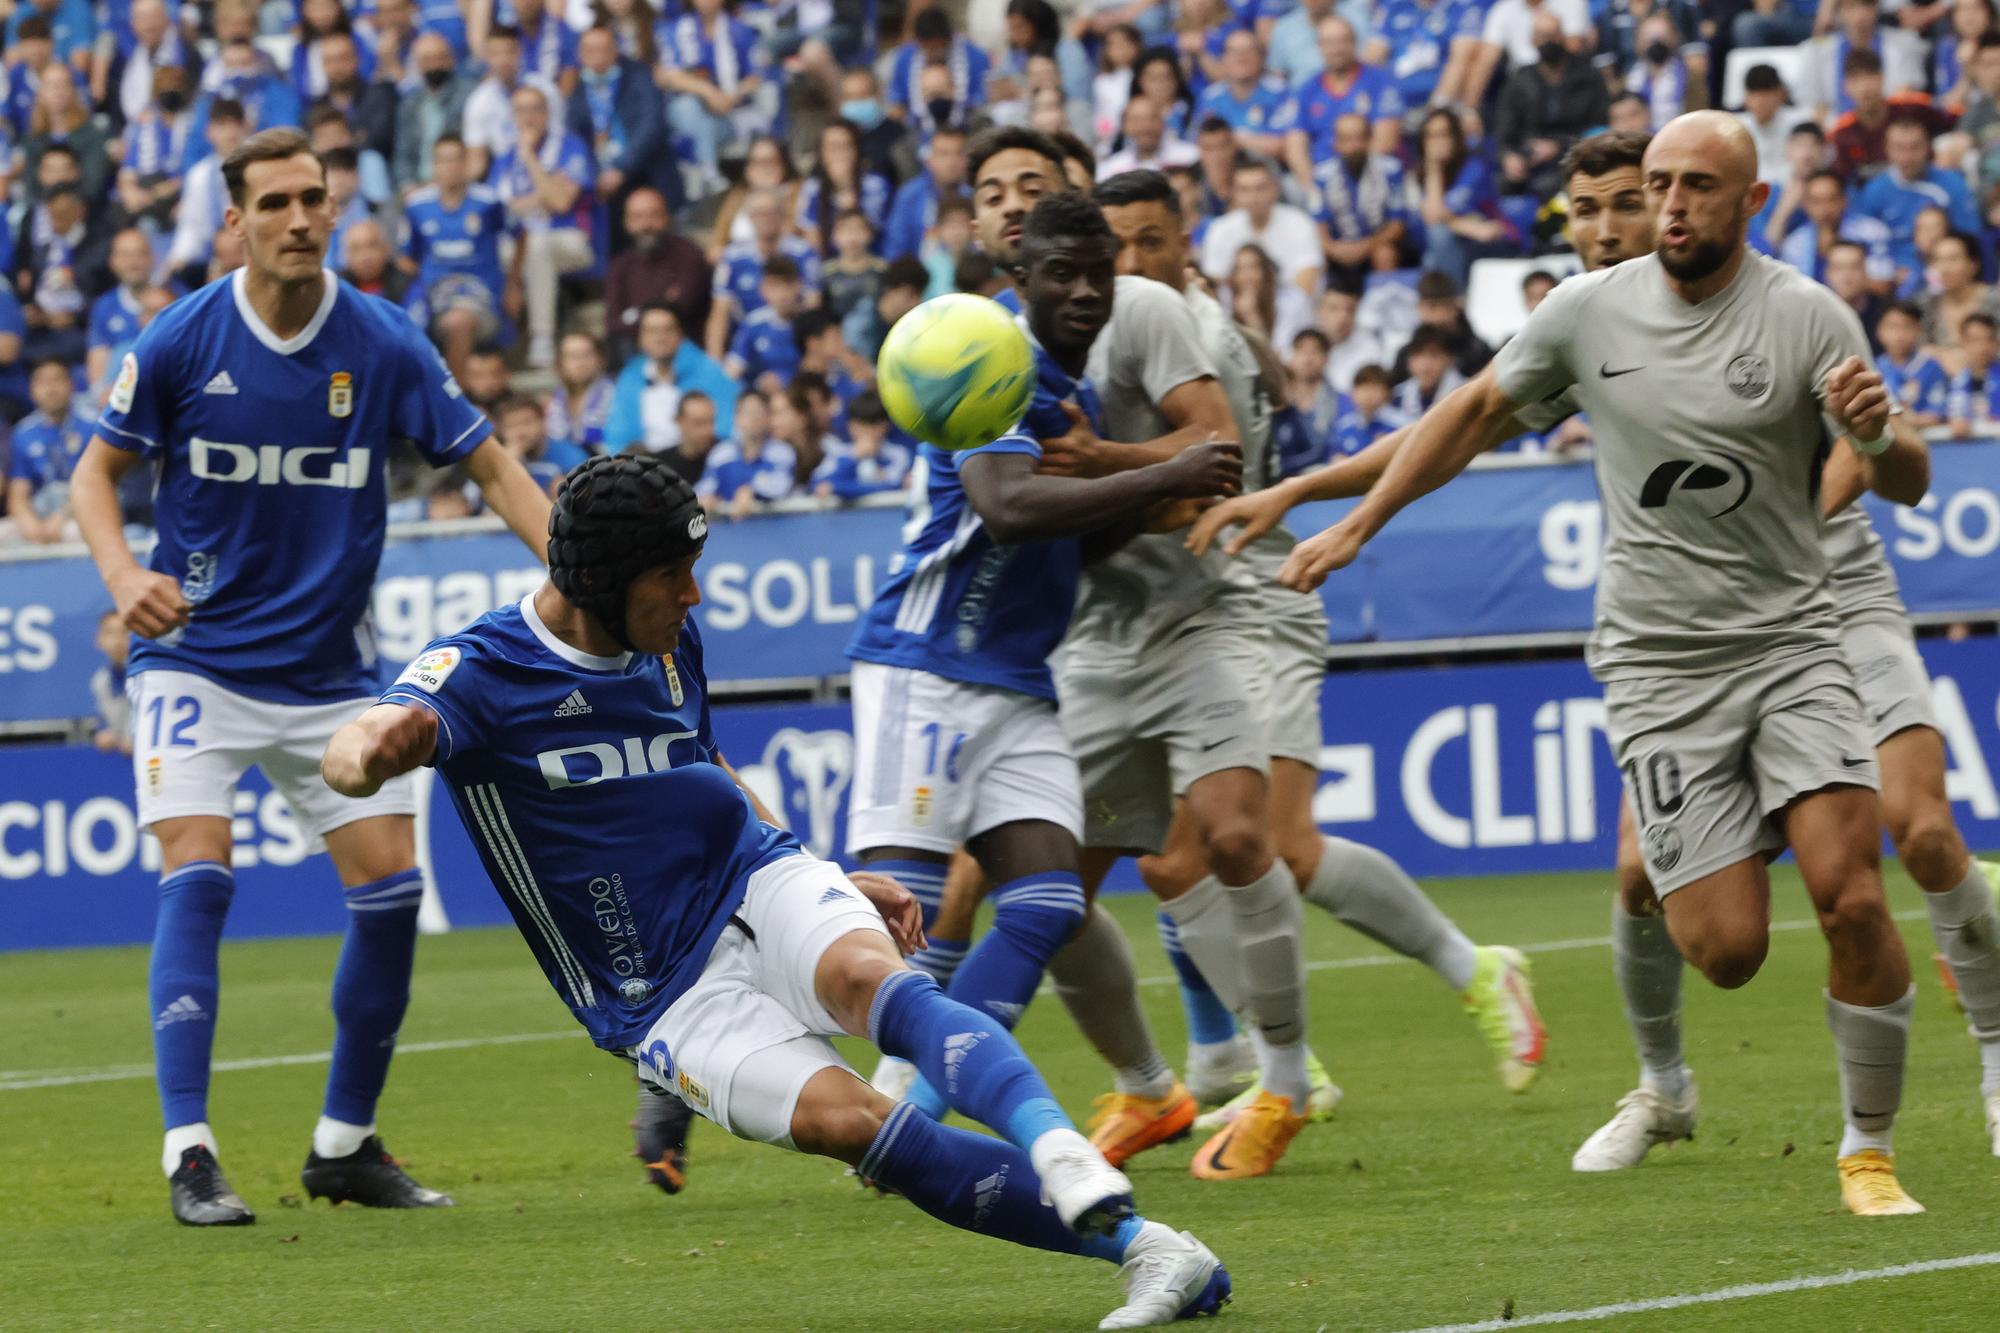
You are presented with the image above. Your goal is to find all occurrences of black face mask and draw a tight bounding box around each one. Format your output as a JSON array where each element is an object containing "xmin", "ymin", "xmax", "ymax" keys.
[
  {"xmin": 156, "ymin": 89, "xmax": 186, "ymax": 113},
  {"xmin": 1537, "ymin": 40, "xmax": 1566, "ymax": 67},
  {"xmin": 423, "ymin": 66, "xmax": 452, "ymax": 91},
  {"xmin": 1644, "ymin": 41, "xmax": 1673, "ymax": 65},
  {"xmin": 926, "ymin": 96, "xmax": 955, "ymax": 126}
]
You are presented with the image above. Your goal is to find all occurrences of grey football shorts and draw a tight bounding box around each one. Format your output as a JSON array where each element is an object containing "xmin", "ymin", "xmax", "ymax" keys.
[{"xmin": 1840, "ymin": 614, "xmax": 1938, "ymax": 748}]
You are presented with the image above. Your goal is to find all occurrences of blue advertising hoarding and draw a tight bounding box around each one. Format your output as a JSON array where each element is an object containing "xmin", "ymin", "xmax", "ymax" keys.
[
  {"xmin": 0, "ymin": 445, "xmax": 1995, "ymax": 723},
  {"xmin": 6, "ymin": 638, "xmax": 1997, "ymax": 953}
]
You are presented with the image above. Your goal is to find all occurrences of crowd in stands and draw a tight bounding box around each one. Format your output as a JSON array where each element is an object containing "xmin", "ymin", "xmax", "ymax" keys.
[{"xmin": 0, "ymin": 0, "xmax": 1997, "ymax": 546}]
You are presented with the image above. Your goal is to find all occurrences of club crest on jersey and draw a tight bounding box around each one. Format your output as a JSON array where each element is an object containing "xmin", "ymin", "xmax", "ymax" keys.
[
  {"xmin": 396, "ymin": 645, "xmax": 461, "ymax": 693},
  {"xmin": 329, "ymin": 372, "xmax": 354, "ymax": 418},
  {"xmin": 663, "ymin": 655, "xmax": 685, "ymax": 706}
]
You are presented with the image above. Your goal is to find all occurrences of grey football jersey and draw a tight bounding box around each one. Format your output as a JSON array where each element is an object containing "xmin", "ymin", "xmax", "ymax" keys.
[
  {"xmin": 1493, "ymin": 252, "xmax": 1867, "ymax": 680},
  {"xmin": 1068, "ymin": 275, "xmax": 1246, "ymax": 653}
]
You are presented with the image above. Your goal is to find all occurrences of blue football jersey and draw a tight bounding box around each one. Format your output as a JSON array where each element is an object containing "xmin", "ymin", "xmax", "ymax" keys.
[
  {"xmin": 401, "ymin": 185, "xmax": 511, "ymax": 320},
  {"xmin": 383, "ymin": 599, "xmax": 798, "ymax": 1050},
  {"xmin": 97, "ymin": 270, "xmax": 492, "ymax": 703},
  {"xmin": 847, "ymin": 326, "xmax": 1099, "ymax": 699},
  {"xmin": 87, "ymin": 286, "xmax": 145, "ymax": 357}
]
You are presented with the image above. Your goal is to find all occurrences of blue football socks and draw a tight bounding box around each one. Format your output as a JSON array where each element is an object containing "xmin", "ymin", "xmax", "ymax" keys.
[
  {"xmin": 860, "ymin": 1102, "xmax": 1141, "ymax": 1263},
  {"xmin": 949, "ymin": 871, "xmax": 1086, "ymax": 1028},
  {"xmin": 149, "ymin": 861, "xmax": 235, "ymax": 1130},
  {"xmin": 869, "ymin": 968, "xmax": 1075, "ymax": 1150},
  {"xmin": 322, "ymin": 870, "xmax": 423, "ymax": 1128}
]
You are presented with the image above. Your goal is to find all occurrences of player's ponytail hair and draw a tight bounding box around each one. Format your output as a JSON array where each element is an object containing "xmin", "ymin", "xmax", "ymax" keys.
[
  {"xmin": 222, "ymin": 126, "xmax": 321, "ymax": 207},
  {"xmin": 547, "ymin": 455, "xmax": 708, "ymax": 650}
]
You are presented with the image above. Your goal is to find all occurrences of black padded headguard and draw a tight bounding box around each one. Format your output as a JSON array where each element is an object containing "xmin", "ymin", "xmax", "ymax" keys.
[{"xmin": 547, "ymin": 454, "xmax": 708, "ymax": 650}]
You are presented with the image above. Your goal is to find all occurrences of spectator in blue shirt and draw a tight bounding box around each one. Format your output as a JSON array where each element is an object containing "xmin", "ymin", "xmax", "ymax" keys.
[
  {"xmin": 883, "ymin": 125, "xmax": 970, "ymax": 263},
  {"xmin": 1316, "ymin": 111, "xmax": 1411, "ymax": 282},
  {"xmin": 797, "ymin": 119, "xmax": 894, "ymax": 254},
  {"xmin": 200, "ymin": 37, "xmax": 301, "ymax": 137},
  {"xmin": 403, "ymin": 133, "xmax": 515, "ymax": 371},
  {"xmin": 1854, "ymin": 115, "xmax": 1983, "ymax": 278},
  {"xmin": 85, "ymin": 227, "xmax": 153, "ymax": 393},
  {"xmin": 547, "ymin": 330, "xmax": 616, "ymax": 453},
  {"xmin": 1875, "ymin": 299, "xmax": 1950, "ymax": 427},
  {"xmin": 1947, "ymin": 312, "xmax": 2000, "ymax": 437},
  {"xmin": 1277, "ymin": 14, "xmax": 1403, "ymax": 188},
  {"xmin": 510, "ymin": 0, "xmax": 580, "ymax": 95},
  {"xmin": 0, "ymin": 277, "xmax": 32, "ymax": 421},
  {"xmin": 1366, "ymin": 0, "xmax": 1482, "ymax": 112},
  {"xmin": 698, "ymin": 387, "xmax": 798, "ymax": 518},
  {"xmin": 5, "ymin": 357, "xmax": 88, "ymax": 543},
  {"xmin": 495, "ymin": 395, "xmax": 589, "ymax": 497},
  {"xmin": 707, "ymin": 187, "xmax": 823, "ymax": 357},
  {"xmin": 607, "ymin": 301, "xmax": 740, "ymax": 452},
  {"xmin": 726, "ymin": 256, "xmax": 805, "ymax": 393},
  {"xmin": 1777, "ymin": 168, "xmax": 1896, "ymax": 284},
  {"xmin": 812, "ymin": 389, "xmax": 910, "ymax": 501},
  {"xmin": 1333, "ymin": 363, "xmax": 1403, "ymax": 457},
  {"xmin": 660, "ymin": 0, "xmax": 767, "ymax": 193},
  {"xmin": 493, "ymin": 83, "xmax": 597, "ymax": 367},
  {"xmin": 889, "ymin": 8, "xmax": 989, "ymax": 142},
  {"xmin": 1194, "ymin": 29, "xmax": 1288, "ymax": 159},
  {"xmin": 7, "ymin": 0, "xmax": 92, "ymax": 70},
  {"xmin": 1275, "ymin": 328, "xmax": 1343, "ymax": 476}
]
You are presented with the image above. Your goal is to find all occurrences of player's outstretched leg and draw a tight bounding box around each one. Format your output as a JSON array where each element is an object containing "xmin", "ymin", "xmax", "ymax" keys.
[
  {"xmin": 860, "ymin": 855, "xmax": 964, "ymax": 1101},
  {"xmin": 1302, "ymin": 836, "xmax": 1546, "ymax": 1092},
  {"xmin": 151, "ymin": 851, "xmax": 254, "ymax": 1226},
  {"xmin": 1049, "ymin": 893, "xmax": 1195, "ymax": 1167},
  {"xmin": 1575, "ymin": 807, "xmax": 1698, "ymax": 1171},
  {"xmin": 1877, "ymin": 728, "xmax": 2000, "ymax": 1155},
  {"xmin": 632, "ymin": 1077, "xmax": 695, "ymax": 1194},
  {"xmin": 304, "ymin": 821, "xmax": 451, "ymax": 1209},
  {"xmin": 1781, "ymin": 787, "xmax": 1923, "ymax": 1216},
  {"xmin": 806, "ymin": 1073, "xmax": 1230, "ymax": 1328}
]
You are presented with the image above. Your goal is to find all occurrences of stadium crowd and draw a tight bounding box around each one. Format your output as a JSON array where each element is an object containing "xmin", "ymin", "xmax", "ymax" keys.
[{"xmin": 0, "ymin": 0, "xmax": 1996, "ymax": 544}]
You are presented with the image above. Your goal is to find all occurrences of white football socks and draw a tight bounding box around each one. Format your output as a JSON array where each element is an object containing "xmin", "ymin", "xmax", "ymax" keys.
[
  {"xmin": 1304, "ymin": 836, "xmax": 1478, "ymax": 992},
  {"xmin": 162, "ymin": 1122, "xmax": 217, "ymax": 1178},
  {"xmin": 1922, "ymin": 861, "xmax": 2000, "ymax": 1095},
  {"xmin": 313, "ymin": 1115, "xmax": 375, "ymax": 1160},
  {"xmin": 1612, "ymin": 900, "xmax": 1691, "ymax": 1100},
  {"xmin": 1826, "ymin": 985, "xmax": 1915, "ymax": 1157},
  {"xmin": 1049, "ymin": 903, "xmax": 1176, "ymax": 1100}
]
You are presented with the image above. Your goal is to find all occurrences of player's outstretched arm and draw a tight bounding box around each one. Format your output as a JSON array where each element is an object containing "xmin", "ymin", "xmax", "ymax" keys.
[
  {"xmin": 960, "ymin": 442, "xmax": 1242, "ymax": 546},
  {"xmin": 72, "ymin": 437, "xmax": 191, "ymax": 639},
  {"xmin": 1037, "ymin": 377, "xmax": 1236, "ymax": 478},
  {"xmin": 1187, "ymin": 394, "xmax": 1542, "ymax": 558},
  {"xmin": 323, "ymin": 703, "xmax": 440, "ymax": 799},
  {"xmin": 1278, "ymin": 364, "xmax": 1518, "ymax": 592},
  {"xmin": 462, "ymin": 437, "xmax": 555, "ymax": 562}
]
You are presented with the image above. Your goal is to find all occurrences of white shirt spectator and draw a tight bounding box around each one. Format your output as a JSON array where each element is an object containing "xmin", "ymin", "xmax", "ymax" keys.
[
  {"xmin": 166, "ymin": 152, "xmax": 227, "ymax": 275},
  {"xmin": 1481, "ymin": 0, "xmax": 1591, "ymax": 71},
  {"xmin": 463, "ymin": 73, "xmax": 561, "ymax": 165},
  {"xmin": 1325, "ymin": 326, "xmax": 1387, "ymax": 394},
  {"xmin": 1737, "ymin": 105, "xmax": 1812, "ymax": 185},
  {"xmin": 1095, "ymin": 137, "xmax": 1200, "ymax": 180},
  {"xmin": 1796, "ymin": 27, "xmax": 1928, "ymax": 119},
  {"xmin": 1200, "ymin": 202, "xmax": 1325, "ymax": 292}
]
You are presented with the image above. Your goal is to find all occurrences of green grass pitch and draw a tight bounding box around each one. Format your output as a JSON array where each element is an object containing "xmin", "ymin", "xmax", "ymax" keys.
[{"xmin": 6, "ymin": 862, "xmax": 2000, "ymax": 1331}]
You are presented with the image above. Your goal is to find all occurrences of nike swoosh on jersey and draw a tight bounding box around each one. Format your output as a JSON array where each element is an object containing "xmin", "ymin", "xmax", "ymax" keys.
[{"xmin": 1600, "ymin": 363, "xmax": 1644, "ymax": 378}]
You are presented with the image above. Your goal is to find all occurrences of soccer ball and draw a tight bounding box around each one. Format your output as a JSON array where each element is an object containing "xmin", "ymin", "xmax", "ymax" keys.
[{"xmin": 875, "ymin": 293, "xmax": 1035, "ymax": 451}]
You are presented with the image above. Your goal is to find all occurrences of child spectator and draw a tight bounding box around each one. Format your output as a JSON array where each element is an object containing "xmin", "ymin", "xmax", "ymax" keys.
[
  {"xmin": 1334, "ymin": 364, "xmax": 1403, "ymax": 457},
  {"xmin": 1876, "ymin": 300, "xmax": 1950, "ymax": 426},
  {"xmin": 90, "ymin": 608, "xmax": 132, "ymax": 754},
  {"xmin": 4, "ymin": 357, "xmax": 89, "ymax": 544},
  {"xmin": 814, "ymin": 389, "xmax": 910, "ymax": 500},
  {"xmin": 725, "ymin": 254, "xmax": 804, "ymax": 393},
  {"xmin": 822, "ymin": 208, "xmax": 887, "ymax": 323},
  {"xmin": 1947, "ymin": 312, "xmax": 2000, "ymax": 437},
  {"xmin": 923, "ymin": 195, "xmax": 977, "ymax": 298},
  {"xmin": 1392, "ymin": 325, "xmax": 1464, "ymax": 417},
  {"xmin": 547, "ymin": 331, "xmax": 616, "ymax": 453},
  {"xmin": 700, "ymin": 389, "xmax": 797, "ymax": 518},
  {"xmin": 495, "ymin": 396, "xmax": 588, "ymax": 496}
]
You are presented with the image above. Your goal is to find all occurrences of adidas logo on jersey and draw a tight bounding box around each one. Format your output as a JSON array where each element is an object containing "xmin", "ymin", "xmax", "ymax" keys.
[
  {"xmin": 553, "ymin": 689, "xmax": 593, "ymax": 718},
  {"xmin": 154, "ymin": 994, "xmax": 208, "ymax": 1030},
  {"xmin": 817, "ymin": 887, "xmax": 850, "ymax": 906},
  {"xmin": 203, "ymin": 371, "xmax": 239, "ymax": 395}
]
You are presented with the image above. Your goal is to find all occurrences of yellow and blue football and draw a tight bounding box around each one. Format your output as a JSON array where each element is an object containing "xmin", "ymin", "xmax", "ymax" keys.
[{"xmin": 875, "ymin": 293, "xmax": 1035, "ymax": 452}]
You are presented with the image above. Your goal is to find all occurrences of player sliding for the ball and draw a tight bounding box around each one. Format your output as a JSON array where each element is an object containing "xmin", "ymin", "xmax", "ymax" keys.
[{"xmin": 322, "ymin": 454, "xmax": 1233, "ymax": 1330}]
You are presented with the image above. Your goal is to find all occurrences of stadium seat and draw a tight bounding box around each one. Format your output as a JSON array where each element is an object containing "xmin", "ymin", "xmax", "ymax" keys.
[
  {"xmin": 1465, "ymin": 254, "xmax": 1584, "ymax": 348},
  {"xmin": 1722, "ymin": 45, "xmax": 1812, "ymax": 110}
]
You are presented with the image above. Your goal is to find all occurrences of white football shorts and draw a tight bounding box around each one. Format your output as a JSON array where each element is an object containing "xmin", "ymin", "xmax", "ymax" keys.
[
  {"xmin": 128, "ymin": 669, "xmax": 415, "ymax": 837},
  {"xmin": 628, "ymin": 852, "xmax": 893, "ymax": 1146}
]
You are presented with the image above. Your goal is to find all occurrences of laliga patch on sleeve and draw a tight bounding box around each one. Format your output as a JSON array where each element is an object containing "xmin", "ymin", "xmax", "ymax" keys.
[
  {"xmin": 110, "ymin": 353, "xmax": 139, "ymax": 414},
  {"xmin": 395, "ymin": 645, "xmax": 462, "ymax": 694}
]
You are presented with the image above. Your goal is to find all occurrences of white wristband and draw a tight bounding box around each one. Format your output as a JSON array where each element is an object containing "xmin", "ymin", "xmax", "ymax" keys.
[{"xmin": 1851, "ymin": 430, "xmax": 1891, "ymax": 456}]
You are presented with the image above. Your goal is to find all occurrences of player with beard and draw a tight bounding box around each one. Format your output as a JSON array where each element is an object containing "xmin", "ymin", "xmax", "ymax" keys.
[
  {"xmin": 1273, "ymin": 111, "xmax": 1937, "ymax": 1216},
  {"xmin": 1091, "ymin": 168, "xmax": 1547, "ymax": 1124}
]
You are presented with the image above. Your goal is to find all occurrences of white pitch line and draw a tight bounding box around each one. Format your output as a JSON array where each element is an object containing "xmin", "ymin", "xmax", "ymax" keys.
[
  {"xmin": 1387, "ymin": 1250, "xmax": 2000, "ymax": 1332},
  {"xmin": 0, "ymin": 907, "xmax": 1929, "ymax": 1093}
]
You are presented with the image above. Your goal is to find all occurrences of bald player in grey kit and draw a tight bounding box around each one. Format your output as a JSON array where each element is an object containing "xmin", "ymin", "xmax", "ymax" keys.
[{"xmin": 1291, "ymin": 111, "xmax": 1935, "ymax": 1216}]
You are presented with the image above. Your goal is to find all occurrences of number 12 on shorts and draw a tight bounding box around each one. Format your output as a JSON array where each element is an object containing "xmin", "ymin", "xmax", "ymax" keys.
[{"xmin": 145, "ymin": 695, "xmax": 202, "ymax": 749}]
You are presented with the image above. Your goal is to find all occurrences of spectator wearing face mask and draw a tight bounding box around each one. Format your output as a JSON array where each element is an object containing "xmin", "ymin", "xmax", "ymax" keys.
[
  {"xmin": 391, "ymin": 33, "xmax": 475, "ymax": 195},
  {"xmin": 116, "ymin": 62, "xmax": 199, "ymax": 224},
  {"xmin": 889, "ymin": 8, "xmax": 989, "ymax": 142},
  {"xmin": 305, "ymin": 29, "xmax": 396, "ymax": 166},
  {"xmin": 96, "ymin": 0, "xmax": 195, "ymax": 129},
  {"xmin": 837, "ymin": 67, "xmax": 917, "ymax": 186}
]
